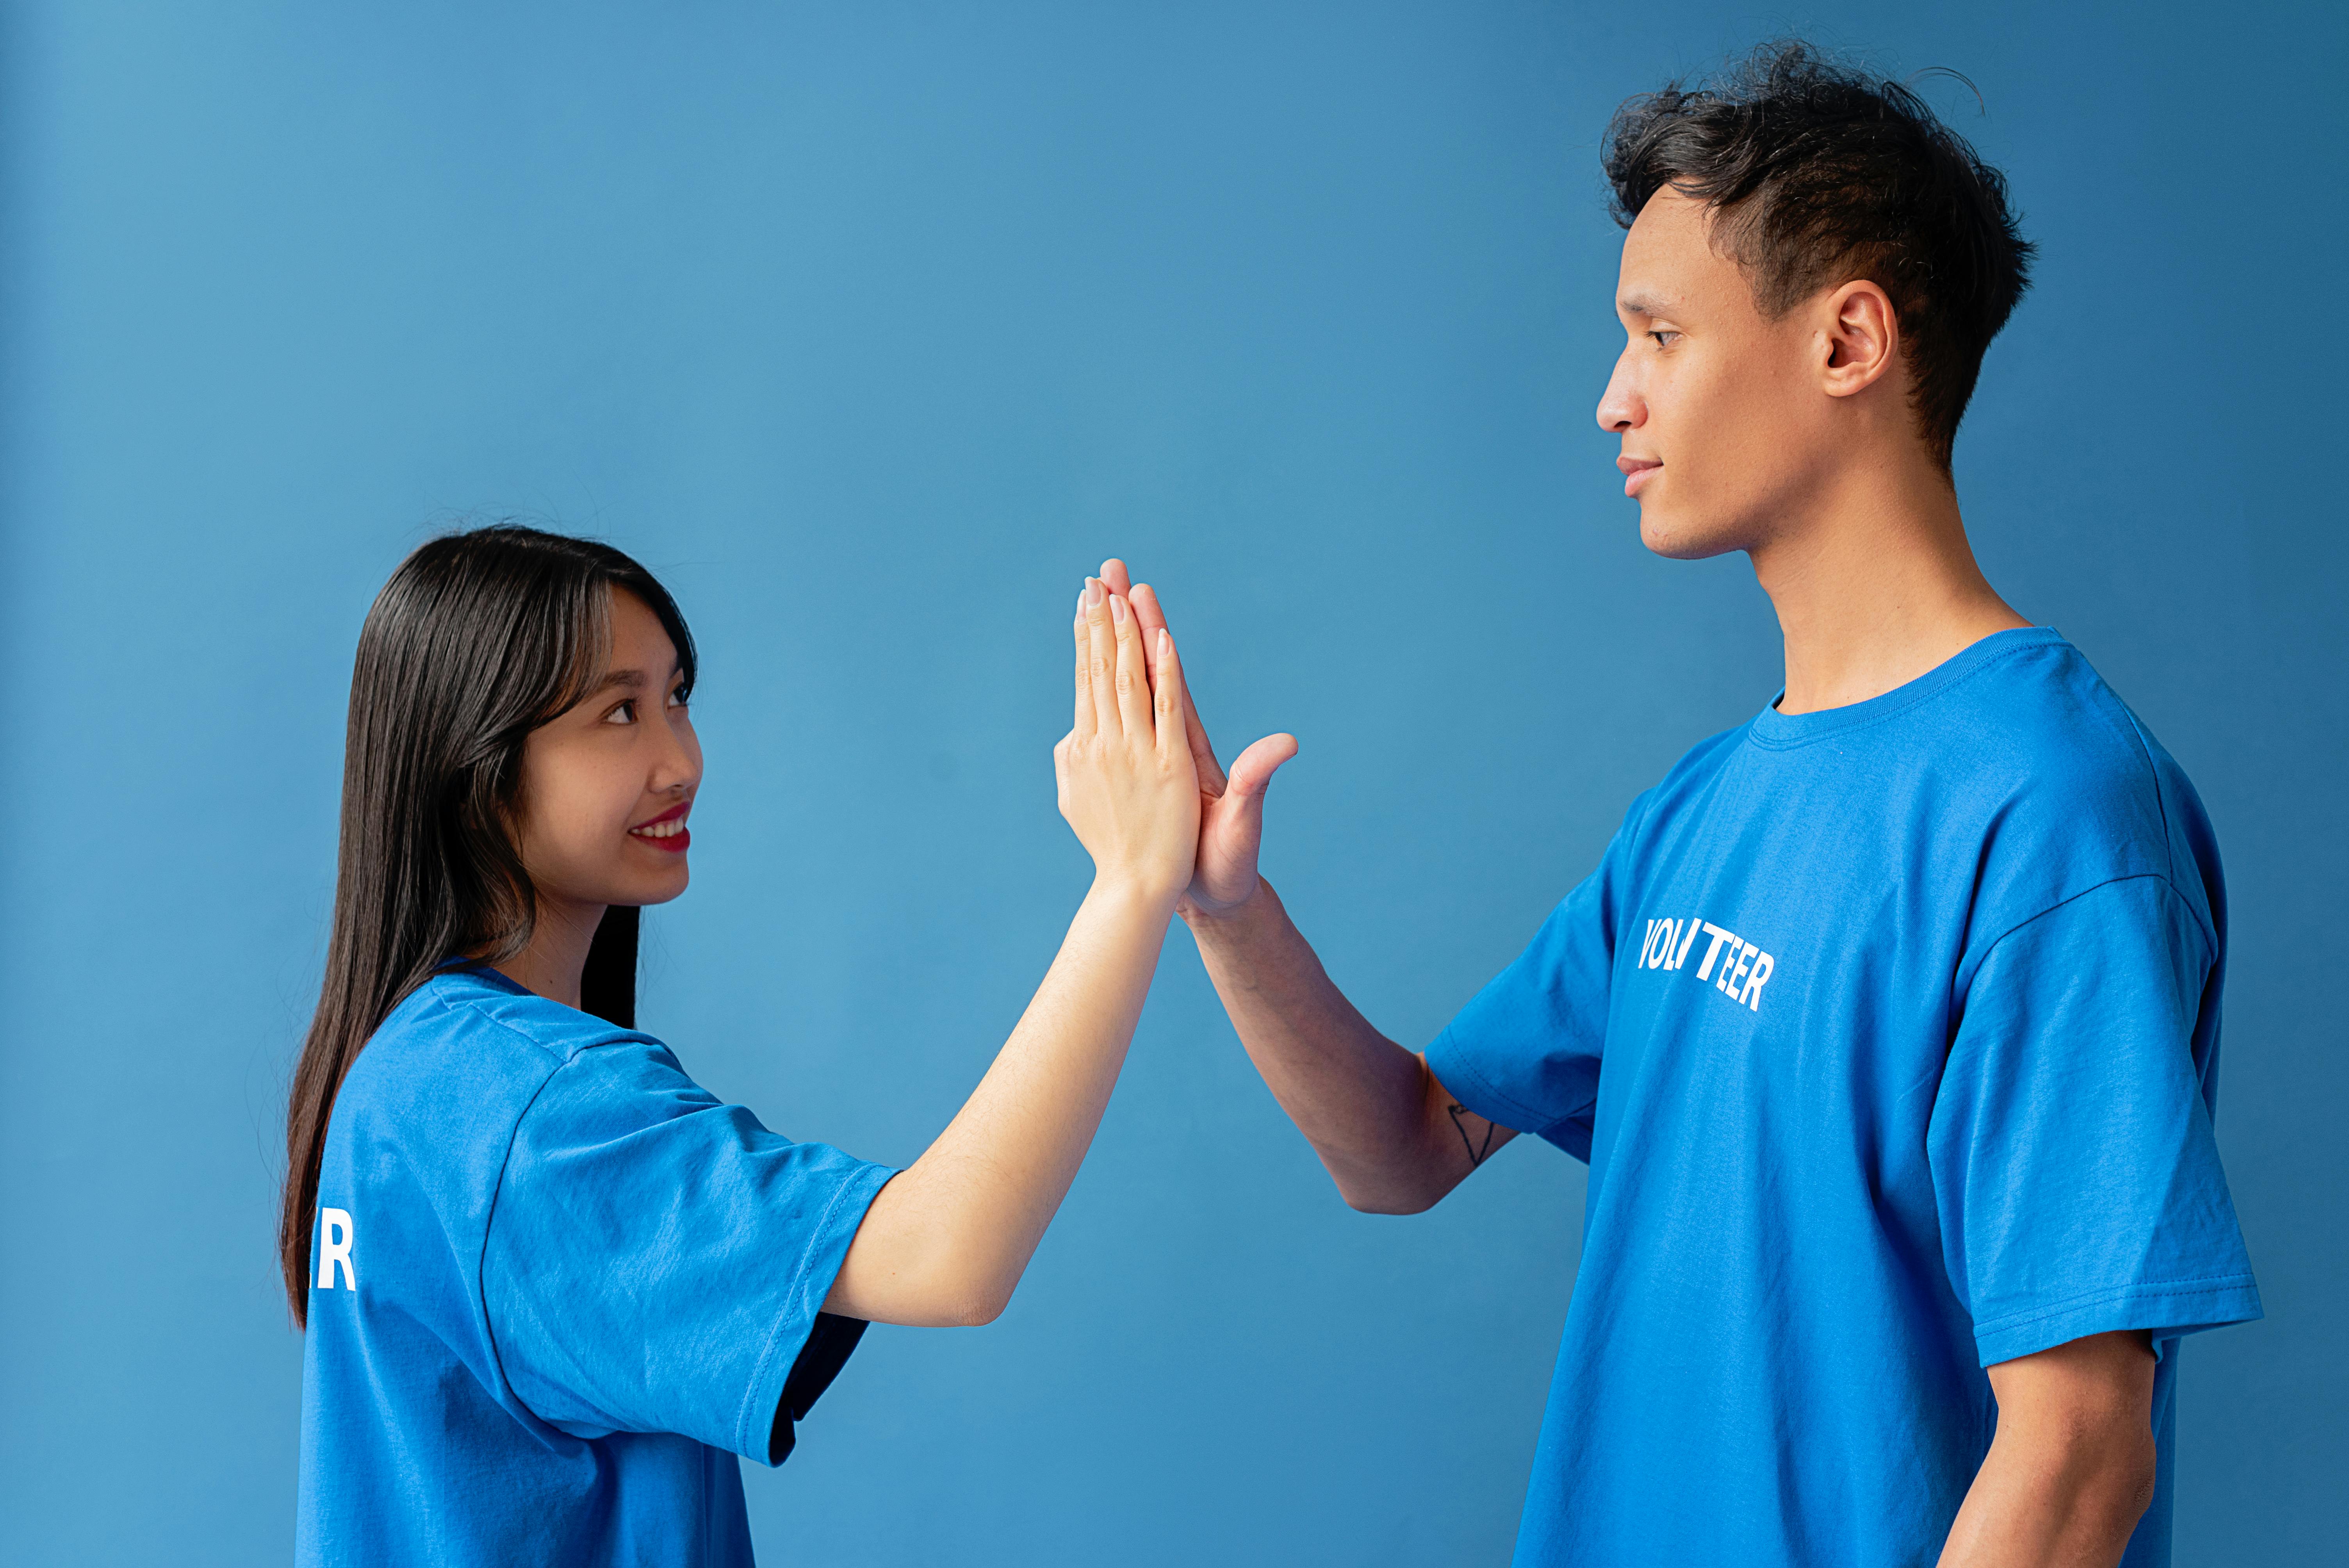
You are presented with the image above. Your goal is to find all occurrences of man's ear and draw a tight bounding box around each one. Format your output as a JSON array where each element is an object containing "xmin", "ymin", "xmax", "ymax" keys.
[{"xmin": 1819, "ymin": 280, "xmax": 1899, "ymax": 399}]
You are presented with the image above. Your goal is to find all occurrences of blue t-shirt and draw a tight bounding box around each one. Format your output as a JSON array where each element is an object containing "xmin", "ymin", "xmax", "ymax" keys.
[
  {"xmin": 1425, "ymin": 629, "xmax": 2260, "ymax": 1568},
  {"xmin": 296, "ymin": 964, "xmax": 895, "ymax": 1566}
]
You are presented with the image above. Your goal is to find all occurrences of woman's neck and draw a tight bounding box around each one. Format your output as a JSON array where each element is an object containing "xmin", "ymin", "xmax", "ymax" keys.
[{"xmin": 490, "ymin": 895, "xmax": 606, "ymax": 1010}]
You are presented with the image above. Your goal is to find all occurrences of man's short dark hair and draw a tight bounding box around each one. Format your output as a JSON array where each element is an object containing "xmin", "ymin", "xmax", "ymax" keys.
[{"xmin": 1603, "ymin": 41, "xmax": 2033, "ymax": 472}]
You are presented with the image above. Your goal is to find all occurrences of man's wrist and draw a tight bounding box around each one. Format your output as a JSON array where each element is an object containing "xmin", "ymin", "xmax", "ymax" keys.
[{"xmin": 1178, "ymin": 876, "xmax": 1274, "ymax": 934}]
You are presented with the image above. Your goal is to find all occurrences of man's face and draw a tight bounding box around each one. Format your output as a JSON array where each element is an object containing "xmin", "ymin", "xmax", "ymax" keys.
[{"xmin": 1596, "ymin": 188, "xmax": 1833, "ymax": 559}]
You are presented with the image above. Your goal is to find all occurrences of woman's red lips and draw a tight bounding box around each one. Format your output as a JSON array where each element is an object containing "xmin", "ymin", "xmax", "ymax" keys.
[{"xmin": 628, "ymin": 802, "xmax": 692, "ymax": 852}]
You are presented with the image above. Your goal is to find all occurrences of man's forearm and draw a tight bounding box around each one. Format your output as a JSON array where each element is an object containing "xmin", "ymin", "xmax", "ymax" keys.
[
  {"xmin": 1183, "ymin": 879, "xmax": 1492, "ymax": 1212},
  {"xmin": 1937, "ymin": 1332, "xmax": 2159, "ymax": 1568}
]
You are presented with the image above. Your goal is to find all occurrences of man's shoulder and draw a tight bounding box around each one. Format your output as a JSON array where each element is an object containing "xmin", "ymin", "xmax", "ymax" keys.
[
  {"xmin": 1930, "ymin": 637, "xmax": 2219, "ymax": 945},
  {"xmin": 1956, "ymin": 639, "xmax": 2205, "ymax": 845}
]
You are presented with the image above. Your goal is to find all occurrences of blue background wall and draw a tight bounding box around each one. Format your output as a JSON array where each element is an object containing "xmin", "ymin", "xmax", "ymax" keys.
[{"xmin": 2, "ymin": 2, "xmax": 2341, "ymax": 1562}]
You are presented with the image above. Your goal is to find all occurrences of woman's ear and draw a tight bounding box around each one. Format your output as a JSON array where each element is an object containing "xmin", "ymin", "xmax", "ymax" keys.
[{"xmin": 1818, "ymin": 280, "xmax": 1900, "ymax": 399}]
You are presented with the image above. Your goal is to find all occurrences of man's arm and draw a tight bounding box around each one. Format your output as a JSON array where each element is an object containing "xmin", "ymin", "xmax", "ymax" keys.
[
  {"xmin": 1185, "ymin": 879, "xmax": 1516, "ymax": 1213},
  {"xmin": 1096, "ymin": 559, "xmax": 1517, "ymax": 1213},
  {"xmin": 1936, "ymin": 1330, "xmax": 2158, "ymax": 1568}
]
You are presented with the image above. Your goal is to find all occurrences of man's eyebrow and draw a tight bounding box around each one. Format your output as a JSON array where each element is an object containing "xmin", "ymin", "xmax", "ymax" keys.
[{"xmin": 1617, "ymin": 292, "xmax": 1675, "ymax": 319}]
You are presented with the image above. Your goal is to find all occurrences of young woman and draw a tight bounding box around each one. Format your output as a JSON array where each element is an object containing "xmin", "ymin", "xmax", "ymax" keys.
[{"xmin": 283, "ymin": 526, "xmax": 1198, "ymax": 1564}]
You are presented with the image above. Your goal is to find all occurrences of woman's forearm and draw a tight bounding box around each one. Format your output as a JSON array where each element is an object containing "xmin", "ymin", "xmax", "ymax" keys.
[{"xmin": 823, "ymin": 876, "xmax": 1174, "ymax": 1326}]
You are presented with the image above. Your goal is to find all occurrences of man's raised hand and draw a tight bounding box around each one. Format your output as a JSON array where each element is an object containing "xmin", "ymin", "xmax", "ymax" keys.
[{"xmin": 1096, "ymin": 559, "xmax": 1298, "ymax": 919}]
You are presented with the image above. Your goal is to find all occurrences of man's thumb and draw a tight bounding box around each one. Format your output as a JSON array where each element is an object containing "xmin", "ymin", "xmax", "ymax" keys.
[{"xmin": 1227, "ymin": 734, "xmax": 1299, "ymax": 802}]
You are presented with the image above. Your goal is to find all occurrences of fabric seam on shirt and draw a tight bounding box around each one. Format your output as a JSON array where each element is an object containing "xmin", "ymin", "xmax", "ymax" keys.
[
  {"xmin": 1972, "ymin": 1274, "xmax": 2262, "ymax": 1335},
  {"xmin": 1968, "ymin": 871, "xmax": 2216, "ymax": 994},
  {"xmin": 2116, "ymin": 706, "xmax": 2185, "ymax": 898},
  {"xmin": 464, "ymin": 1003, "xmax": 597, "ymax": 1431},
  {"xmin": 1895, "ymin": 873, "xmax": 2216, "ymax": 1114},
  {"xmin": 453, "ymin": 988, "xmax": 653, "ymax": 1065},
  {"xmin": 1743, "ymin": 636, "xmax": 2057, "ymax": 752},
  {"xmin": 733, "ymin": 1166, "xmax": 880, "ymax": 1458}
]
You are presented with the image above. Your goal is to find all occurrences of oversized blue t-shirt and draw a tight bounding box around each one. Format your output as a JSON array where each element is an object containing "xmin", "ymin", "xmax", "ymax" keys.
[
  {"xmin": 1424, "ymin": 629, "xmax": 2259, "ymax": 1568},
  {"xmin": 296, "ymin": 964, "xmax": 895, "ymax": 1566}
]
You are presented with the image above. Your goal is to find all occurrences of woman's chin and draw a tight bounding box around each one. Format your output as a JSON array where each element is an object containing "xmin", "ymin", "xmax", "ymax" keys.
[
  {"xmin": 639, "ymin": 868, "xmax": 690, "ymax": 905},
  {"xmin": 602, "ymin": 865, "xmax": 690, "ymax": 908}
]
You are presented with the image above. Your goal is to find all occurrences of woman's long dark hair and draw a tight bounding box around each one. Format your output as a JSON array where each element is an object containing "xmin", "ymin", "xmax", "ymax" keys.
[{"xmin": 280, "ymin": 525, "xmax": 696, "ymax": 1324}]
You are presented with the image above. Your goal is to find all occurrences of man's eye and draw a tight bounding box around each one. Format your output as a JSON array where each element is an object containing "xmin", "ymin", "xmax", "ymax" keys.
[{"xmin": 1649, "ymin": 330, "xmax": 1680, "ymax": 348}]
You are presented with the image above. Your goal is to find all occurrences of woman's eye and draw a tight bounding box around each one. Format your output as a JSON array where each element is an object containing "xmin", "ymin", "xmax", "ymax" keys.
[
  {"xmin": 668, "ymin": 686, "xmax": 690, "ymax": 709},
  {"xmin": 606, "ymin": 700, "xmax": 637, "ymax": 725}
]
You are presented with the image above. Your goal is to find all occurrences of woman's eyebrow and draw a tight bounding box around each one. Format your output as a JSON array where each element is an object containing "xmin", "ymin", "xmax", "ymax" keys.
[{"xmin": 591, "ymin": 661, "xmax": 684, "ymax": 693}]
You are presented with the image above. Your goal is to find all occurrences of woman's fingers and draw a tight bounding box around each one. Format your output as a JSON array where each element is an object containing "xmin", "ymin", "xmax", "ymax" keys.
[
  {"xmin": 1109, "ymin": 591, "xmax": 1151, "ymax": 739},
  {"xmin": 1084, "ymin": 580, "xmax": 1121, "ymax": 738},
  {"xmin": 1072, "ymin": 584, "xmax": 1096, "ymax": 739},
  {"xmin": 1151, "ymin": 627, "xmax": 1189, "ymax": 757},
  {"xmin": 1127, "ymin": 581, "xmax": 1227, "ymax": 795}
]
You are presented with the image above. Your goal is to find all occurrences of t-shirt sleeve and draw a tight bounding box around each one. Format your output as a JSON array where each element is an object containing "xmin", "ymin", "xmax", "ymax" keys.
[
  {"xmin": 1928, "ymin": 874, "xmax": 2261, "ymax": 1367},
  {"xmin": 481, "ymin": 1040, "xmax": 896, "ymax": 1464},
  {"xmin": 1423, "ymin": 799, "xmax": 1644, "ymax": 1160}
]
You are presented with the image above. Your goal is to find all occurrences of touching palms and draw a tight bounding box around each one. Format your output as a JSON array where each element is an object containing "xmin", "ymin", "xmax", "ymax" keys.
[{"xmin": 1098, "ymin": 559, "xmax": 1297, "ymax": 918}]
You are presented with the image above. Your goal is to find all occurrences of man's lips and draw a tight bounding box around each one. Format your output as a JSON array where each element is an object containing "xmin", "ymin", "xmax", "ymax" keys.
[
  {"xmin": 628, "ymin": 801, "xmax": 692, "ymax": 853},
  {"xmin": 1617, "ymin": 456, "xmax": 1661, "ymax": 498}
]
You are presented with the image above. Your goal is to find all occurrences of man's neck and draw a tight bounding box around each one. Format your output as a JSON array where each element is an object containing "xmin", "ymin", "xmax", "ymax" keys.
[{"xmin": 1752, "ymin": 456, "xmax": 2028, "ymax": 716}]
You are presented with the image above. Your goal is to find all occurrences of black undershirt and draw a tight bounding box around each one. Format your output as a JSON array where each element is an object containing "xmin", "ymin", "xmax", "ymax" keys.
[{"xmin": 766, "ymin": 1312, "xmax": 869, "ymax": 1465}]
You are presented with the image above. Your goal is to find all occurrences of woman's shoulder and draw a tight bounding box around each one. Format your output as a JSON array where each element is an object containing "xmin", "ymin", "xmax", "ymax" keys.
[
  {"xmin": 405, "ymin": 964, "xmax": 651, "ymax": 1057},
  {"xmin": 342, "ymin": 966, "xmax": 661, "ymax": 1133}
]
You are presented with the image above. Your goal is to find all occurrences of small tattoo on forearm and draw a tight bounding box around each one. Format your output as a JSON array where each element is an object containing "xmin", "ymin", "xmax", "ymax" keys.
[{"xmin": 1448, "ymin": 1103, "xmax": 1497, "ymax": 1168}]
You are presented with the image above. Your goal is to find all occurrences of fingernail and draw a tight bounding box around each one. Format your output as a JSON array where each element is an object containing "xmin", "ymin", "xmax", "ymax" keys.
[
  {"xmin": 1076, "ymin": 588, "xmax": 1087, "ymax": 617},
  {"xmin": 1110, "ymin": 593, "xmax": 1126, "ymax": 624},
  {"xmin": 1084, "ymin": 579, "xmax": 1101, "ymax": 610}
]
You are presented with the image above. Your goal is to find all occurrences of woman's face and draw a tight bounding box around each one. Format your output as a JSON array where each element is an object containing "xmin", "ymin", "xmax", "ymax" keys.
[{"xmin": 512, "ymin": 588, "xmax": 702, "ymax": 914}]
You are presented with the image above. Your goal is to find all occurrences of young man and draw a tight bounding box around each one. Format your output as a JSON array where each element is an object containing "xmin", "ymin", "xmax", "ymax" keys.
[{"xmin": 1107, "ymin": 42, "xmax": 2259, "ymax": 1568}]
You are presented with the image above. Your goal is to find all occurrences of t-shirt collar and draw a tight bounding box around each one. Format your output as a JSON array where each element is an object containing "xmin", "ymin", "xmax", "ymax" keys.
[{"xmin": 1745, "ymin": 626, "xmax": 2068, "ymax": 750}]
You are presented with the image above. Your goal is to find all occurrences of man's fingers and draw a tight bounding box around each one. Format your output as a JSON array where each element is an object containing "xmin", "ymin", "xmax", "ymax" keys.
[
  {"xmin": 1109, "ymin": 592, "xmax": 1151, "ymax": 738},
  {"xmin": 1128, "ymin": 581, "xmax": 1228, "ymax": 795},
  {"xmin": 1084, "ymin": 579, "xmax": 1120, "ymax": 737},
  {"xmin": 1105, "ymin": 561, "xmax": 1171, "ymax": 706},
  {"xmin": 1151, "ymin": 627, "xmax": 1188, "ymax": 756},
  {"xmin": 1126, "ymin": 575, "xmax": 1169, "ymax": 686}
]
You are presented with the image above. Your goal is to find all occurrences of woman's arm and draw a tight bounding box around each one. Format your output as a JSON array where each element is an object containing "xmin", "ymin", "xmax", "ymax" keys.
[{"xmin": 823, "ymin": 580, "xmax": 1199, "ymax": 1327}]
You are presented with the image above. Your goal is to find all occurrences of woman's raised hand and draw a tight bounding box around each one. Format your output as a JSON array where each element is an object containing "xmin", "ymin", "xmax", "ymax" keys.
[
  {"xmin": 1055, "ymin": 577, "xmax": 1201, "ymax": 909},
  {"xmin": 826, "ymin": 577, "xmax": 1203, "ymax": 1328},
  {"xmin": 1095, "ymin": 558, "xmax": 1297, "ymax": 919}
]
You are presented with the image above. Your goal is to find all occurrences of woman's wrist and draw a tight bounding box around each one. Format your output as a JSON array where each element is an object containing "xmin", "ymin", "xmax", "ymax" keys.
[{"xmin": 1087, "ymin": 868, "xmax": 1187, "ymax": 918}]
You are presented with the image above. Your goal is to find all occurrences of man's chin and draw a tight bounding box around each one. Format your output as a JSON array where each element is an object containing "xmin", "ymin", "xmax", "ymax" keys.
[{"xmin": 1638, "ymin": 506, "xmax": 1743, "ymax": 562}]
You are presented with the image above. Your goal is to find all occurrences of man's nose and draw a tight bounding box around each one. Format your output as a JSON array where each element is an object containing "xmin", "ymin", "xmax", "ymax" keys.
[{"xmin": 1596, "ymin": 355, "xmax": 1641, "ymax": 433}]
